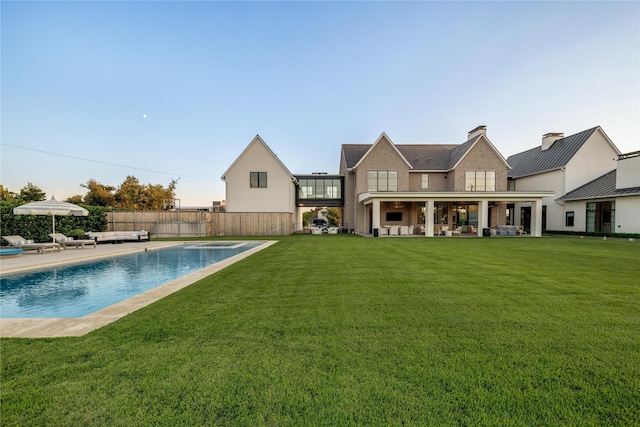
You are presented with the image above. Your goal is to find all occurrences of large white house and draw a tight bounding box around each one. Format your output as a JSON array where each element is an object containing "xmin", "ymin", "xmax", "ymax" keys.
[
  {"xmin": 222, "ymin": 127, "xmax": 639, "ymax": 236},
  {"xmin": 507, "ymin": 127, "xmax": 621, "ymax": 232},
  {"xmin": 556, "ymin": 151, "xmax": 640, "ymax": 234}
]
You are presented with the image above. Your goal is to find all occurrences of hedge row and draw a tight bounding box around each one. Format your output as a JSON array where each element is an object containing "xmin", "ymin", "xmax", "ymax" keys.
[
  {"xmin": 544, "ymin": 229, "xmax": 640, "ymax": 239},
  {"xmin": 0, "ymin": 204, "xmax": 108, "ymax": 243}
]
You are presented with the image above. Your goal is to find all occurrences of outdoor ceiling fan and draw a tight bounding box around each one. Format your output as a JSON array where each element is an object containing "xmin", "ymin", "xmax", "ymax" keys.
[{"xmin": 391, "ymin": 201, "xmax": 405, "ymax": 209}]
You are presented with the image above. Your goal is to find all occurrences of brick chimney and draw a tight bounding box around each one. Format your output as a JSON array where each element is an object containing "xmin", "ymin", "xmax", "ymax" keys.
[
  {"xmin": 467, "ymin": 125, "xmax": 487, "ymax": 140},
  {"xmin": 542, "ymin": 132, "xmax": 564, "ymax": 151}
]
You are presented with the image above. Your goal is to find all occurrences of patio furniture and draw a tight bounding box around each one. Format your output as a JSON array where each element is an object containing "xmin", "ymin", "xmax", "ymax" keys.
[
  {"xmin": 451, "ymin": 226, "xmax": 462, "ymax": 236},
  {"xmin": 49, "ymin": 233, "xmax": 97, "ymax": 249},
  {"xmin": 438, "ymin": 225, "xmax": 449, "ymax": 236},
  {"xmin": 389, "ymin": 225, "xmax": 400, "ymax": 236},
  {"xmin": 379, "ymin": 227, "xmax": 389, "ymax": 236},
  {"xmin": 496, "ymin": 226, "xmax": 517, "ymax": 236},
  {"xmin": 469, "ymin": 225, "xmax": 477, "ymax": 234},
  {"xmin": 400, "ymin": 226, "xmax": 409, "ymax": 236},
  {"xmin": 516, "ymin": 226, "xmax": 527, "ymax": 236},
  {"xmin": 328, "ymin": 227, "xmax": 339, "ymax": 234},
  {"xmin": 2, "ymin": 235, "xmax": 61, "ymax": 254},
  {"xmin": 408, "ymin": 225, "xmax": 414, "ymax": 235},
  {"xmin": 86, "ymin": 230, "xmax": 150, "ymax": 243},
  {"xmin": 311, "ymin": 227, "xmax": 323, "ymax": 234}
]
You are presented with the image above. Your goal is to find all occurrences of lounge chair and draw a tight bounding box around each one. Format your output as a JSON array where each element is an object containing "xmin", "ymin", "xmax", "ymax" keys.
[
  {"xmin": 438, "ymin": 225, "xmax": 449, "ymax": 236},
  {"xmin": 451, "ymin": 227, "xmax": 462, "ymax": 236},
  {"xmin": 2, "ymin": 235, "xmax": 61, "ymax": 254},
  {"xmin": 516, "ymin": 226, "xmax": 527, "ymax": 236},
  {"xmin": 49, "ymin": 233, "xmax": 97, "ymax": 249}
]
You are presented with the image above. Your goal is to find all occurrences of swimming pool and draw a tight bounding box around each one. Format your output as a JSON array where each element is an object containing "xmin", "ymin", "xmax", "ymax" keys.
[{"xmin": 1, "ymin": 242, "xmax": 262, "ymax": 318}]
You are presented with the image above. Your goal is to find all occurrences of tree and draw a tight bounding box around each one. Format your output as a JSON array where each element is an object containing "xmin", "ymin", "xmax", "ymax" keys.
[
  {"xmin": 81, "ymin": 179, "xmax": 116, "ymax": 207},
  {"xmin": 0, "ymin": 184, "xmax": 17, "ymax": 202},
  {"xmin": 140, "ymin": 179, "xmax": 177, "ymax": 210},
  {"xmin": 18, "ymin": 182, "xmax": 46, "ymax": 202},
  {"xmin": 326, "ymin": 207, "xmax": 341, "ymax": 227},
  {"xmin": 114, "ymin": 175, "xmax": 143, "ymax": 209},
  {"xmin": 65, "ymin": 195, "xmax": 84, "ymax": 204}
]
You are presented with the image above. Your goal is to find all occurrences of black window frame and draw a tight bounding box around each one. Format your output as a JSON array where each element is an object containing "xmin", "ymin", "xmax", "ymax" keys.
[
  {"xmin": 250, "ymin": 172, "xmax": 267, "ymax": 188},
  {"xmin": 565, "ymin": 211, "xmax": 574, "ymax": 227}
]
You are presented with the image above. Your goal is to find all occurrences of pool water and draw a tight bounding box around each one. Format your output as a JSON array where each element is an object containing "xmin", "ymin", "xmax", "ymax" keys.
[{"xmin": 0, "ymin": 243, "xmax": 261, "ymax": 318}]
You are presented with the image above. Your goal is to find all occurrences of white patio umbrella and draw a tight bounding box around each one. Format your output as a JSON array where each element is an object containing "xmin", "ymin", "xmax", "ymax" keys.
[{"xmin": 13, "ymin": 196, "xmax": 89, "ymax": 242}]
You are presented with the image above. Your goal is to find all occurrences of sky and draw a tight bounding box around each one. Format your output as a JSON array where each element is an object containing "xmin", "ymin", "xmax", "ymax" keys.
[{"xmin": 2, "ymin": 1, "xmax": 638, "ymax": 207}]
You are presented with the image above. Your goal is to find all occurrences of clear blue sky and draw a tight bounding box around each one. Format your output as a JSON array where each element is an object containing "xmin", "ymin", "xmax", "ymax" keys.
[{"xmin": 2, "ymin": 1, "xmax": 638, "ymax": 206}]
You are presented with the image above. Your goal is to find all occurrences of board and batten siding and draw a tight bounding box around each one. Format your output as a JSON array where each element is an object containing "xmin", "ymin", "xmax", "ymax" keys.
[{"xmin": 105, "ymin": 211, "xmax": 293, "ymax": 237}]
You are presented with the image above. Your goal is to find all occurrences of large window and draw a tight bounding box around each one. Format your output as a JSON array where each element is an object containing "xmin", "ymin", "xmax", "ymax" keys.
[
  {"xmin": 434, "ymin": 203, "xmax": 448, "ymax": 224},
  {"xmin": 368, "ymin": 170, "xmax": 398, "ymax": 192},
  {"xmin": 466, "ymin": 171, "xmax": 496, "ymax": 191},
  {"xmin": 297, "ymin": 178, "xmax": 342, "ymax": 199},
  {"xmin": 250, "ymin": 172, "xmax": 267, "ymax": 188},
  {"xmin": 586, "ymin": 201, "xmax": 615, "ymax": 232},
  {"xmin": 422, "ymin": 174, "xmax": 429, "ymax": 189}
]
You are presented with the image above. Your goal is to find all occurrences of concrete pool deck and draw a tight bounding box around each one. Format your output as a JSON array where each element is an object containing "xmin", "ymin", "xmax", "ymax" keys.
[{"xmin": 0, "ymin": 240, "xmax": 277, "ymax": 338}]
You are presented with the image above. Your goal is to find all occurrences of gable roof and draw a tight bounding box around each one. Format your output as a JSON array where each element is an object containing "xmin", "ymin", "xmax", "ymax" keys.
[
  {"xmin": 221, "ymin": 135, "xmax": 294, "ymax": 181},
  {"xmin": 353, "ymin": 133, "xmax": 413, "ymax": 170},
  {"xmin": 507, "ymin": 127, "xmax": 599, "ymax": 178},
  {"xmin": 342, "ymin": 134, "xmax": 510, "ymax": 171},
  {"xmin": 557, "ymin": 169, "xmax": 640, "ymax": 201}
]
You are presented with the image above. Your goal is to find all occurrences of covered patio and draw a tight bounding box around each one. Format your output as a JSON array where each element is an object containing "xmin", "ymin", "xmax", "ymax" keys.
[{"xmin": 359, "ymin": 191, "xmax": 554, "ymax": 237}]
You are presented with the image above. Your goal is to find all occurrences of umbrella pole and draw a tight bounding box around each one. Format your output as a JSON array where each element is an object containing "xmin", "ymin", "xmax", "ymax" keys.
[{"xmin": 52, "ymin": 215, "xmax": 56, "ymax": 243}]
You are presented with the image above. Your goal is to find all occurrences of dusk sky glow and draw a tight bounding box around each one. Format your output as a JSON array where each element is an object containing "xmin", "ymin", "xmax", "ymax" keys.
[{"xmin": 2, "ymin": 1, "xmax": 638, "ymax": 206}]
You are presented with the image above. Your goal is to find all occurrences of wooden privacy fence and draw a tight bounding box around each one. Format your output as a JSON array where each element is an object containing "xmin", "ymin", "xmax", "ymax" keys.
[{"xmin": 105, "ymin": 211, "xmax": 293, "ymax": 237}]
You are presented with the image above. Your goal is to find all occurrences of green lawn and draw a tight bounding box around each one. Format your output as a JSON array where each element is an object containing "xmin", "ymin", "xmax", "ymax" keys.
[{"xmin": 2, "ymin": 235, "xmax": 639, "ymax": 426}]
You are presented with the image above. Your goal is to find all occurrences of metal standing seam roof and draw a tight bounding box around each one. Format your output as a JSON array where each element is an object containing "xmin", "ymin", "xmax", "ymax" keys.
[
  {"xmin": 507, "ymin": 127, "xmax": 599, "ymax": 178},
  {"xmin": 557, "ymin": 170, "xmax": 640, "ymax": 201}
]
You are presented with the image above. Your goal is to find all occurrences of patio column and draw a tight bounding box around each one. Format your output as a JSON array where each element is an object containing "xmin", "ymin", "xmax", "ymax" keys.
[
  {"xmin": 372, "ymin": 199, "xmax": 381, "ymax": 232},
  {"xmin": 425, "ymin": 199, "xmax": 435, "ymax": 237},
  {"xmin": 530, "ymin": 199, "xmax": 542, "ymax": 237},
  {"xmin": 478, "ymin": 199, "xmax": 489, "ymax": 236}
]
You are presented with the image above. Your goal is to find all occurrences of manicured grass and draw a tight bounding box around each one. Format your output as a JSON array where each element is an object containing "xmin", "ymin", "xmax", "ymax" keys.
[{"xmin": 2, "ymin": 235, "xmax": 639, "ymax": 425}]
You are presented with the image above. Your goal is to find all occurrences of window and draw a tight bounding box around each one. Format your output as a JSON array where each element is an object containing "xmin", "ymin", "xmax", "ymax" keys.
[
  {"xmin": 434, "ymin": 203, "xmax": 448, "ymax": 224},
  {"xmin": 422, "ymin": 174, "xmax": 429, "ymax": 189},
  {"xmin": 368, "ymin": 170, "xmax": 398, "ymax": 192},
  {"xmin": 250, "ymin": 172, "xmax": 267, "ymax": 188},
  {"xmin": 466, "ymin": 171, "xmax": 496, "ymax": 191},
  {"xmin": 586, "ymin": 201, "xmax": 615, "ymax": 233},
  {"xmin": 566, "ymin": 211, "xmax": 574, "ymax": 227},
  {"xmin": 297, "ymin": 178, "xmax": 341, "ymax": 199}
]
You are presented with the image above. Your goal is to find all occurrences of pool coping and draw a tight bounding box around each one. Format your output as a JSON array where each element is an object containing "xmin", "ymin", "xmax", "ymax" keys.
[{"xmin": 0, "ymin": 240, "xmax": 277, "ymax": 338}]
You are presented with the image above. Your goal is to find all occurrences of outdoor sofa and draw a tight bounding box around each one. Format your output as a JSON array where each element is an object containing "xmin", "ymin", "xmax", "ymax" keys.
[{"xmin": 87, "ymin": 230, "xmax": 150, "ymax": 244}]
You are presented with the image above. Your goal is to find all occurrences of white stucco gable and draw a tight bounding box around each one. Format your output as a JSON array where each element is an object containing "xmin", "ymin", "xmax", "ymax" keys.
[{"xmin": 221, "ymin": 135, "xmax": 297, "ymax": 213}]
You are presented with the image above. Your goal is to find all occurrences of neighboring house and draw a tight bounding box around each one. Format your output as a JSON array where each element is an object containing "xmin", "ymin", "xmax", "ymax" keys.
[
  {"xmin": 507, "ymin": 126, "xmax": 621, "ymax": 232},
  {"xmin": 340, "ymin": 126, "xmax": 552, "ymax": 236},
  {"xmin": 556, "ymin": 151, "xmax": 640, "ymax": 234},
  {"xmin": 221, "ymin": 135, "xmax": 297, "ymax": 215}
]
